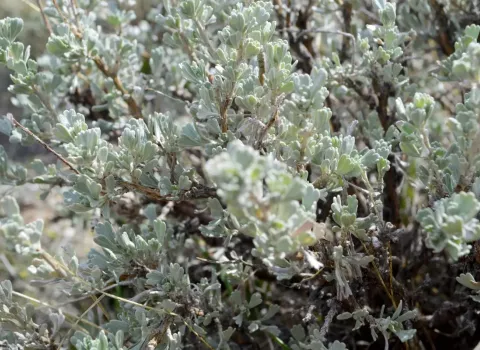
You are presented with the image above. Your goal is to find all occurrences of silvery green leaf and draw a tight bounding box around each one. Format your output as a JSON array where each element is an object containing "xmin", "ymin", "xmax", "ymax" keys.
[
  {"xmin": 114, "ymin": 331, "xmax": 124, "ymax": 349},
  {"xmin": 329, "ymin": 341, "xmax": 348, "ymax": 350},
  {"xmin": 261, "ymin": 304, "xmax": 280, "ymax": 321},
  {"xmin": 380, "ymin": 3, "xmax": 396, "ymax": 27},
  {"xmin": 361, "ymin": 150, "xmax": 380, "ymax": 168},
  {"xmin": 159, "ymin": 299, "xmax": 179, "ymax": 313},
  {"xmin": 471, "ymin": 294, "xmax": 480, "ymax": 303},
  {"xmin": 392, "ymin": 300, "xmax": 403, "ymax": 320},
  {"xmin": 230, "ymin": 290, "xmax": 242, "ymax": 306},
  {"xmin": 178, "ymin": 175, "xmax": 193, "ymax": 190},
  {"xmin": 30, "ymin": 159, "xmax": 47, "ymax": 175},
  {"xmin": 0, "ymin": 117, "xmax": 12, "ymax": 136},
  {"xmin": 275, "ymin": 235, "xmax": 294, "ymax": 253},
  {"xmin": 0, "ymin": 18, "xmax": 24, "ymax": 43},
  {"xmin": 282, "ymin": 177, "xmax": 306, "ymax": 200},
  {"xmin": 207, "ymin": 198, "xmax": 224, "ymax": 218},
  {"xmin": 394, "ymin": 329, "xmax": 416, "ymax": 342},
  {"xmin": 192, "ymin": 323, "xmax": 206, "ymax": 336},
  {"xmin": 222, "ymin": 327, "xmax": 235, "ymax": 342},
  {"xmin": 233, "ymin": 313, "xmax": 243, "ymax": 327},
  {"xmin": 1, "ymin": 196, "xmax": 20, "ymax": 217},
  {"xmin": 248, "ymin": 292, "xmax": 262, "ymax": 308},
  {"xmin": 9, "ymin": 129, "xmax": 22, "ymax": 144},
  {"xmin": 143, "ymin": 203, "xmax": 157, "ymax": 222},
  {"xmin": 0, "ymin": 280, "xmax": 13, "ymax": 300},
  {"xmin": 154, "ymin": 219, "xmax": 167, "ymax": 240},
  {"xmin": 146, "ymin": 270, "xmax": 163, "ymax": 286},
  {"xmin": 290, "ymin": 324, "xmax": 306, "ymax": 342},
  {"xmin": 456, "ymin": 273, "xmax": 480, "ymax": 290},
  {"xmin": 337, "ymin": 312, "xmax": 352, "ymax": 320},
  {"xmin": 49, "ymin": 311, "xmax": 65, "ymax": 336},
  {"xmin": 373, "ymin": 0, "xmax": 386, "ymax": 10},
  {"xmin": 169, "ymin": 263, "xmax": 185, "ymax": 284},
  {"xmin": 395, "ymin": 310, "xmax": 417, "ymax": 323},
  {"xmin": 399, "ymin": 141, "xmax": 421, "ymax": 157},
  {"xmin": 179, "ymin": 123, "xmax": 205, "ymax": 147},
  {"xmin": 105, "ymin": 175, "xmax": 116, "ymax": 194},
  {"xmin": 248, "ymin": 322, "xmax": 259, "ymax": 333},
  {"xmin": 98, "ymin": 331, "xmax": 109, "ymax": 350},
  {"xmin": 69, "ymin": 255, "xmax": 79, "ymax": 275}
]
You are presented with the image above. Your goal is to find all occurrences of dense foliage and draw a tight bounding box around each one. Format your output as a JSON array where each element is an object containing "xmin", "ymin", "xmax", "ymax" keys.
[{"xmin": 1, "ymin": 0, "xmax": 480, "ymax": 349}]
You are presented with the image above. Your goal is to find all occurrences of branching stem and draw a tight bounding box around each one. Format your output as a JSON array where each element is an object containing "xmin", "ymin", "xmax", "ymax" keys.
[{"xmin": 11, "ymin": 117, "xmax": 80, "ymax": 175}]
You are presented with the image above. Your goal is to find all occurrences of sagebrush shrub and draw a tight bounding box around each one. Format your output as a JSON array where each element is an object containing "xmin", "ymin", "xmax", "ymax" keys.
[{"xmin": 1, "ymin": 0, "xmax": 480, "ymax": 349}]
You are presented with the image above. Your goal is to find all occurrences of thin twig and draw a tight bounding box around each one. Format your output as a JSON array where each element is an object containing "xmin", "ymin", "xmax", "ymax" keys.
[
  {"xmin": 54, "ymin": 281, "xmax": 134, "ymax": 307},
  {"xmin": 146, "ymin": 87, "xmax": 191, "ymax": 106},
  {"xmin": 92, "ymin": 57, "xmax": 143, "ymax": 119},
  {"xmin": 12, "ymin": 291, "xmax": 104, "ymax": 331},
  {"xmin": 362, "ymin": 241, "xmax": 397, "ymax": 308},
  {"xmin": 140, "ymin": 316, "xmax": 174, "ymax": 350},
  {"xmin": 35, "ymin": 0, "xmax": 52, "ymax": 34},
  {"xmin": 179, "ymin": 31, "xmax": 197, "ymax": 62},
  {"xmin": 91, "ymin": 294, "xmax": 110, "ymax": 322},
  {"xmin": 193, "ymin": 18, "xmax": 217, "ymax": 61},
  {"xmin": 32, "ymin": 85, "xmax": 56, "ymax": 119},
  {"xmin": 319, "ymin": 301, "xmax": 338, "ymax": 339},
  {"xmin": 52, "ymin": 0, "xmax": 73, "ymax": 30},
  {"xmin": 38, "ymin": 250, "xmax": 69, "ymax": 278},
  {"xmin": 117, "ymin": 178, "xmax": 217, "ymax": 202},
  {"xmin": 20, "ymin": 0, "xmax": 40, "ymax": 12},
  {"xmin": 216, "ymin": 42, "xmax": 245, "ymax": 133},
  {"xmin": 197, "ymin": 257, "xmax": 254, "ymax": 267},
  {"xmin": 10, "ymin": 117, "xmax": 80, "ymax": 175},
  {"xmin": 58, "ymin": 295, "xmax": 106, "ymax": 348},
  {"xmin": 346, "ymin": 180, "xmax": 371, "ymax": 195},
  {"xmin": 52, "ymin": 0, "xmax": 143, "ymax": 118},
  {"xmin": 387, "ymin": 242, "xmax": 395, "ymax": 303},
  {"xmin": 68, "ymin": 0, "xmax": 80, "ymax": 28},
  {"xmin": 254, "ymin": 95, "xmax": 284, "ymax": 149},
  {"xmin": 95, "ymin": 289, "xmax": 215, "ymax": 350},
  {"xmin": 296, "ymin": 28, "xmax": 356, "ymax": 72}
]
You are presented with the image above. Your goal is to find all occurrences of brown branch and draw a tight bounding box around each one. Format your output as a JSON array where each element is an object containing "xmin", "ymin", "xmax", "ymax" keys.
[
  {"xmin": 219, "ymin": 94, "xmax": 232, "ymax": 133},
  {"xmin": 272, "ymin": 0, "xmax": 285, "ymax": 27},
  {"xmin": 429, "ymin": 0, "xmax": 455, "ymax": 56},
  {"xmin": 371, "ymin": 71, "xmax": 401, "ymax": 226},
  {"xmin": 69, "ymin": 0, "xmax": 80, "ymax": 28},
  {"xmin": 340, "ymin": 1, "xmax": 353, "ymax": 62},
  {"xmin": 117, "ymin": 179, "xmax": 217, "ymax": 202},
  {"xmin": 52, "ymin": 0, "xmax": 77, "ymax": 34},
  {"xmin": 10, "ymin": 116, "xmax": 80, "ymax": 175},
  {"xmin": 35, "ymin": 0, "xmax": 52, "ymax": 34},
  {"xmin": 38, "ymin": 250, "xmax": 69, "ymax": 278},
  {"xmin": 372, "ymin": 75, "xmax": 392, "ymax": 130},
  {"xmin": 53, "ymin": 0, "xmax": 143, "ymax": 119},
  {"xmin": 254, "ymin": 100, "xmax": 281, "ymax": 150},
  {"xmin": 362, "ymin": 241, "xmax": 398, "ymax": 308},
  {"xmin": 258, "ymin": 51, "xmax": 265, "ymax": 86},
  {"xmin": 92, "ymin": 57, "xmax": 143, "ymax": 119},
  {"xmin": 297, "ymin": 0, "xmax": 316, "ymax": 58},
  {"xmin": 344, "ymin": 77, "xmax": 376, "ymax": 109}
]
